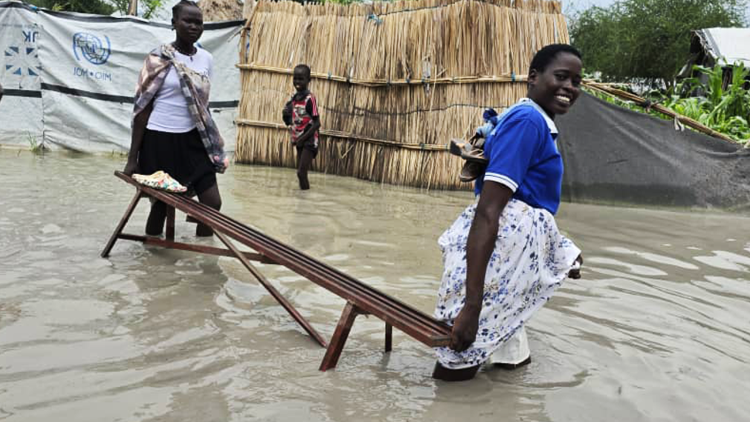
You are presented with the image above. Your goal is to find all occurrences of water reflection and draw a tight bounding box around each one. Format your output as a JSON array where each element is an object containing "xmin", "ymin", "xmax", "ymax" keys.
[{"xmin": 0, "ymin": 151, "xmax": 748, "ymax": 422}]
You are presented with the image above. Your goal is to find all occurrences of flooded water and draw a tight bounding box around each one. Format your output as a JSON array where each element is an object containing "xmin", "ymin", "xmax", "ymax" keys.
[{"xmin": 1, "ymin": 150, "xmax": 749, "ymax": 422}]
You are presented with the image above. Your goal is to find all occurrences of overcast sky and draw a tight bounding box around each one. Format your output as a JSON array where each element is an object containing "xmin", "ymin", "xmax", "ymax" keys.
[
  {"xmin": 563, "ymin": 0, "xmax": 627, "ymax": 14},
  {"xmin": 564, "ymin": 0, "xmax": 750, "ymax": 21},
  {"xmin": 153, "ymin": 0, "xmax": 750, "ymax": 24},
  {"xmin": 566, "ymin": 0, "xmax": 617, "ymax": 9}
]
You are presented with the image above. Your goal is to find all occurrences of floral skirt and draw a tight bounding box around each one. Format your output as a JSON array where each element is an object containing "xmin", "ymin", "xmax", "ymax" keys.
[{"xmin": 434, "ymin": 199, "xmax": 581, "ymax": 369}]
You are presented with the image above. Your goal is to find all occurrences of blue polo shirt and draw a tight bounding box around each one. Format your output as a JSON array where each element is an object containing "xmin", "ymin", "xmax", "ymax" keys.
[{"xmin": 474, "ymin": 99, "xmax": 563, "ymax": 215}]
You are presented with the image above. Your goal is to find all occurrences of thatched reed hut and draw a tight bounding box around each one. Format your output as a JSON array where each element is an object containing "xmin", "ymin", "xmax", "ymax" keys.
[{"xmin": 236, "ymin": 0, "xmax": 569, "ymax": 189}]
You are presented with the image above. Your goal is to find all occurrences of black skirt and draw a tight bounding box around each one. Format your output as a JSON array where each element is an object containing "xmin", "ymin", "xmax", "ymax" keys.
[{"xmin": 139, "ymin": 128, "xmax": 217, "ymax": 195}]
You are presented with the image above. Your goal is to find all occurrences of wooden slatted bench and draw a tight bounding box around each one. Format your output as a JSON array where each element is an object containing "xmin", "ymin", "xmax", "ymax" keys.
[{"xmin": 102, "ymin": 171, "xmax": 451, "ymax": 370}]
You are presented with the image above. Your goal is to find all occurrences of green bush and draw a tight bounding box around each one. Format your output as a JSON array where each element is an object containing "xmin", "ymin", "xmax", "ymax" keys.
[
  {"xmin": 586, "ymin": 63, "xmax": 750, "ymax": 144},
  {"xmin": 570, "ymin": 0, "xmax": 747, "ymax": 88}
]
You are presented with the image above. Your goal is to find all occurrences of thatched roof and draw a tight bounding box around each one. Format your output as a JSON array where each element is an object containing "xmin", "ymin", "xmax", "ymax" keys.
[
  {"xmin": 236, "ymin": 0, "xmax": 569, "ymax": 189},
  {"xmin": 199, "ymin": 0, "xmax": 243, "ymax": 21}
]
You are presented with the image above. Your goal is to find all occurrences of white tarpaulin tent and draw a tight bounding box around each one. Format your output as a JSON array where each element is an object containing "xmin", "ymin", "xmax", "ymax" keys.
[
  {"xmin": 693, "ymin": 28, "xmax": 750, "ymax": 68},
  {"xmin": 0, "ymin": 1, "xmax": 242, "ymax": 152}
]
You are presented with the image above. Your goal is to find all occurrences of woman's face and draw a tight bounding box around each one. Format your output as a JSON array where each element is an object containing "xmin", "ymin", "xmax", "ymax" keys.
[
  {"xmin": 173, "ymin": 5, "xmax": 204, "ymax": 45},
  {"xmin": 527, "ymin": 52, "xmax": 583, "ymax": 118}
]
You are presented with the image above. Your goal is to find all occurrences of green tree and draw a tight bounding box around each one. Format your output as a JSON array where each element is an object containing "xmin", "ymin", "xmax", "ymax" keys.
[
  {"xmin": 110, "ymin": 0, "xmax": 164, "ymax": 19},
  {"xmin": 27, "ymin": 0, "xmax": 115, "ymax": 15},
  {"xmin": 27, "ymin": 0, "xmax": 163, "ymax": 18},
  {"xmin": 570, "ymin": 0, "xmax": 747, "ymax": 87}
]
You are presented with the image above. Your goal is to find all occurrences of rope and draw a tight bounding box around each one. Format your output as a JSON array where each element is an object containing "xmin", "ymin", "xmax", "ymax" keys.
[
  {"xmin": 318, "ymin": 102, "xmax": 512, "ymax": 117},
  {"xmin": 583, "ymin": 81, "xmax": 736, "ymax": 143},
  {"xmin": 236, "ymin": 64, "xmax": 528, "ymax": 87},
  {"xmin": 235, "ymin": 119, "xmax": 451, "ymax": 151}
]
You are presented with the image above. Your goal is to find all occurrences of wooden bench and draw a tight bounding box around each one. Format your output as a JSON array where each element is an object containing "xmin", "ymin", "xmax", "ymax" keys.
[{"xmin": 102, "ymin": 171, "xmax": 451, "ymax": 370}]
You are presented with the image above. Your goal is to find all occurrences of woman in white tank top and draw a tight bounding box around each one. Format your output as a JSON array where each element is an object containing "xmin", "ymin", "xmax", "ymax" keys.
[{"xmin": 124, "ymin": 0, "xmax": 225, "ymax": 237}]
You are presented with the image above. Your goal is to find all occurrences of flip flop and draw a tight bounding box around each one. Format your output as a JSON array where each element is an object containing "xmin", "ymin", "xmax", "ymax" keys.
[
  {"xmin": 133, "ymin": 171, "xmax": 188, "ymax": 193},
  {"xmin": 449, "ymin": 139, "xmax": 488, "ymax": 164},
  {"xmin": 459, "ymin": 161, "xmax": 486, "ymax": 182}
]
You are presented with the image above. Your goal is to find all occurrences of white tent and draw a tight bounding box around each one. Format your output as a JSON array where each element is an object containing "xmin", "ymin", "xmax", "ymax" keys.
[
  {"xmin": 692, "ymin": 27, "xmax": 750, "ymax": 68},
  {"xmin": 0, "ymin": 1, "xmax": 242, "ymax": 152}
]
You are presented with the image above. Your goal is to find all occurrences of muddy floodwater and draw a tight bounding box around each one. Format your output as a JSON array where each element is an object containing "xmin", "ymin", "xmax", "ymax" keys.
[{"xmin": 1, "ymin": 150, "xmax": 749, "ymax": 422}]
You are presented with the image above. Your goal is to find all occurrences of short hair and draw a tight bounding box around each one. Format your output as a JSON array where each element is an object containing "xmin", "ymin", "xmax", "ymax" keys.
[
  {"xmin": 172, "ymin": 0, "xmax": 200, "ymax": 19},
  {"xmin": 528, "ymin": 44, "xmax": 582, "ymax": 74},
  {"xmin": 294, "ymin": 64, "xmax": 311, "ymax": 79}
]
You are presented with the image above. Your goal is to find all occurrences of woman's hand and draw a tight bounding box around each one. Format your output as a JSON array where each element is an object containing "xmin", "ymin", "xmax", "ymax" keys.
[
  {"xmin": 449, "ymin": 304, "xmax": 481, "ymax": 352},
  {"xmin": 450, "ymin": 182, "xmax": 513, "ymax": 353},
  {"xmin": 568, "ymin": 254, "xmax": 583, "ymax": 279},
  {"xmin": 123, "ymin": 159, "xmax": 139, "ymax": 176},
  {"xmin": 126, "ymin": 102, "xmax": 152, "ymax": 177}
]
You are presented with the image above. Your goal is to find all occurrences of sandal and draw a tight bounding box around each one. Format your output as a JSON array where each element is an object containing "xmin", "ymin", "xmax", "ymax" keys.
[
  {"xmin": 459, "ymin": 161, "xmax": 486, "ymax": 182},
  {"xmin": 450, "ymin": 139, "xmax": 488, "ymax": 182},
  {"xmin": 132, "ymin": 171, "xmax": 188, "ymax": 193},
  {"xmin": 449, "ymin": 139, "xmax": 488, "ymax": 164}
]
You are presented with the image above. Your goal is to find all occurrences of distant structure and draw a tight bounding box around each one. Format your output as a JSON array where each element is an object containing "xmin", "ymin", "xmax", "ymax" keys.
[{"xmin": 679, "ymin": 27, "xmax": 750, "ymax": 89}]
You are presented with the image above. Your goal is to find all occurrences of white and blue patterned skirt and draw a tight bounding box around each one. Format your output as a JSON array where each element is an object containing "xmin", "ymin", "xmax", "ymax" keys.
[{"xmin": 434, "ymin": 198, "xmax": 581, "ymax": 369}]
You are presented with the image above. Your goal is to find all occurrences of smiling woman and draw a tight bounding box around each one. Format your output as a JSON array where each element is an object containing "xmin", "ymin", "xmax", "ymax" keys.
[
  {"xmin": 123, "ymin": 0, "xmax": 228, "ymax": 238},
  {"xmin": 432, "ymin": 44, "xmax": 585, "ymax": 382}
]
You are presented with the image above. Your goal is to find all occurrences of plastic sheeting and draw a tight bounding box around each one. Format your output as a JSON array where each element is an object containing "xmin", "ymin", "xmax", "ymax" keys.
[
  {"xmin": 694, "ymin": 28, "xmax": 750, "ymax": 68},
  {"xmin": 557, "ymin": 93, "xmax": 750, "ymax": 210},
  {"xmin": 0, "ymin": 2, "xmax": 42, "ymax": 147},
  {"xmin": 0, "ymin": 1, "xmax": 242, "ymax": 152}
]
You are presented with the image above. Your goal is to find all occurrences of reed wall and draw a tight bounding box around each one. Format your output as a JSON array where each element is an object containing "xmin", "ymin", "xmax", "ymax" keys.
[{"xmin": 237, "ymin": 0, "xmax": 569, "ymax": 189}]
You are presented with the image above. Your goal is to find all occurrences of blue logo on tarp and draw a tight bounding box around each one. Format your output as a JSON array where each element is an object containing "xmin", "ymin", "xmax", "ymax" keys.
[
  {"xmin": 4, "ymin": 45, "xmax": 41, "ymax": 77},
  {"xmin": 72, "ymin": 32, "xmax": 111, "ymax": 65}
]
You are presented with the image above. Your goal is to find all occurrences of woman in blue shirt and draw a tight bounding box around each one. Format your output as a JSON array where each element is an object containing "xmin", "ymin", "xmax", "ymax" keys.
[{"xmin": 433, "ymin": 44, "xmax": 584, "ymax": 381}]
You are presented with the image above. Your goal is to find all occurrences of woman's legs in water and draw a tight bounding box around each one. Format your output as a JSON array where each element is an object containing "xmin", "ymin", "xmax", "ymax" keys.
[
  {"xmin": 296, "ymin": 147, "xmax": 314, "ymax": 190},
  {"xmin": 144, "ymin": 184, "xmax": 221, "ymax": 237},
  {"xmin": 196, "ymin": 182, "xmax": 222, "ymax": 236},
  {"xmin": 145, "ymin": 199, "xmax": 167, "ymax": 236},
  {"xmin": 432, "ymin": 362, "xmax": 480, "ymax": 382},
  {"xmin": 432, "ymin": 355, "xmax": 529, "ymax": 382},
  {"xmin": 433, "ymin": 328, "xmax": 531, "ymax": 381}
]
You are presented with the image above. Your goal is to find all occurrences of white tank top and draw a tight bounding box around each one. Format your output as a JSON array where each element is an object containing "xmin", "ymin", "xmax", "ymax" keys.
[{"xmin": 146, "ymin": 48, "xmax": 213, "ymax": 133}]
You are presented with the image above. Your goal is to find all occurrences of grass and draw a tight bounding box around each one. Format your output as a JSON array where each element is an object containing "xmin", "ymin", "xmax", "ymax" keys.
[{"xmin": 26, "ymin": 132, "xmax": 46, "ymax": 154}]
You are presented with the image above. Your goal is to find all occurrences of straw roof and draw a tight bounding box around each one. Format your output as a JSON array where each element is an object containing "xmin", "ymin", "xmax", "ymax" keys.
[
  {"xmin": 236, "ymin": 0, "xmax": 569, "ymax": 189},
  {"xmin": 199, "ymin": 0, "xmax": 244, "ymax": 21}
]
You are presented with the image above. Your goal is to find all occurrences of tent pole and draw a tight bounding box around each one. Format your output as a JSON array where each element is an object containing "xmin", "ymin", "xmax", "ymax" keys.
[{"xmin": 128, "ymin": 0, "xmax": 137, "ymax": 16}]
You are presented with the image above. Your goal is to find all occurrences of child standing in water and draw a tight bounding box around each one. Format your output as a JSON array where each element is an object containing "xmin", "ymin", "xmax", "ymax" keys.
[{"xmin": 283, "ymin": 64, "xmax": 321, "ymax": 190}]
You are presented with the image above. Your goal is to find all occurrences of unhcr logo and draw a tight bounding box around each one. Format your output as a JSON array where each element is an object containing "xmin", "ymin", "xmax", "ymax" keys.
[{"xmin": 72, "ymin": 32, "xmax": 111, "ymax": 65}]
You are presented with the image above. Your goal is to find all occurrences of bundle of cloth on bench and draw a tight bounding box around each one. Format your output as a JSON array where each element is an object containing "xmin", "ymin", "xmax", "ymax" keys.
[{"xmin": 102, "ymin": 171, "xmax": 451, "ymax": 370}]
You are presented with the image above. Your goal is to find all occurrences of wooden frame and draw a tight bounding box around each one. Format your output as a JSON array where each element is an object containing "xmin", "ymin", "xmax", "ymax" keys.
[{"xmin": 103, "ymin": 171, "xmax": 451, "ymax": 370}]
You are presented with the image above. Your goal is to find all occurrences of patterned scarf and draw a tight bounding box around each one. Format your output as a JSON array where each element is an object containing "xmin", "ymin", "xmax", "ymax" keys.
[{"xmin": 132, "ymin": 43, "xmax": 229, "ymax": 173}]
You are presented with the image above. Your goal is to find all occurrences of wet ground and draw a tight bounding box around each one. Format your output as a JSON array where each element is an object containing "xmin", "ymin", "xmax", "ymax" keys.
[{"xmin": 1, "ymin": 150, "xmax": 749, "ymax": 422}]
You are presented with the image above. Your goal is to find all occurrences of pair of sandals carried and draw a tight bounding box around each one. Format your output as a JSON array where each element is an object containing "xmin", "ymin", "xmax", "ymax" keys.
[
  {"xmin": 449, "ymin": 107, "xmax": 500, "ymax": 182},
  {"xmin": 449, "ymin": 138, "xmax": 488, "ymax": 182},
  {"xmin": 132, "ymin": 171, "xmax": 188, "ymax": 193}
]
